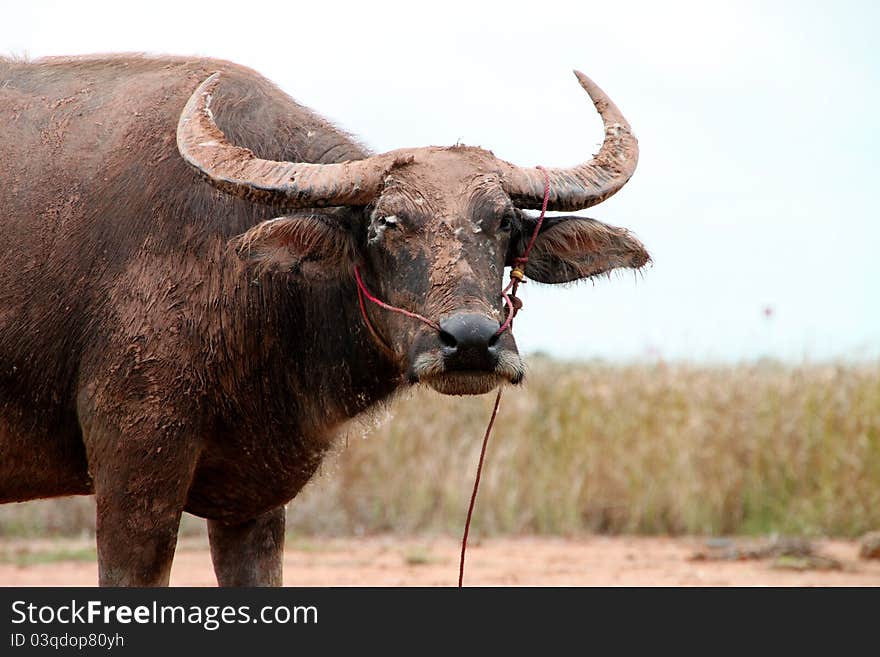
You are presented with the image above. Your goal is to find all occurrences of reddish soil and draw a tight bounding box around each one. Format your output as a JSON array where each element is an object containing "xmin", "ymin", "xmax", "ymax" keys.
[{"xmin": 1, "ymin": 536, "xmax": 878, "ymax": 587}]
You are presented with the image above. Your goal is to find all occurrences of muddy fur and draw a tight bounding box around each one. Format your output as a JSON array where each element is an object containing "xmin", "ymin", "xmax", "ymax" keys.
[
  {"xmin": 0, "ymin": 54, "xmax": 647, "ymax": 586},
  {"xmin": 231, "ymin": 210, "xmax": 357, "ymax": 278},
  {"xmin": 0, "ymin": 54, "xmax": 397, "ymax": 585}
]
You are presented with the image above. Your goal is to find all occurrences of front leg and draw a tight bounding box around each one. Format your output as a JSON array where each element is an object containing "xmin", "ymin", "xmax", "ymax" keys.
[
  {"xmin": 86, "ymin": 416, "xmax": 202, "ymax": 587},
  {"xmin": 208, "ymin": 507, "xmax": 285, "ymax": 586}
]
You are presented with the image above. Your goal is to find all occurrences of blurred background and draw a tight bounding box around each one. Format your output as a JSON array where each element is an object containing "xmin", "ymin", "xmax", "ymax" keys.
[{"xmin": 1, "ymin": 1, "xmax": 878, "ymax": 547}]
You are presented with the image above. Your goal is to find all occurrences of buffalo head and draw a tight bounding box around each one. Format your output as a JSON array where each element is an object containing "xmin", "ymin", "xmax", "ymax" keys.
[{"xmin": 176, "ymin": 71, "xmax": 648, "ymax": 396}]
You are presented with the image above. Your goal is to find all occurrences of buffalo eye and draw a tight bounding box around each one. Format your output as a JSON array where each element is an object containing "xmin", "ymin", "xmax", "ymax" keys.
[
  {"xmin": 498, "ymin": 212, "xmax": 514, "ymax": 232},
  {"xmin": 368, "ymin": 213, "xmax": 400, "ymax": 245}
]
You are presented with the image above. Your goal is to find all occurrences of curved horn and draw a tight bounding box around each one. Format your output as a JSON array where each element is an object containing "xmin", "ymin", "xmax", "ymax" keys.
[
  {"xmin": 501, "ymin": 71, "xmax": 639, "ymax": 211},
  {"xmin": 176, "ymin": 73, "xmax": 406, "ymax": 208}
]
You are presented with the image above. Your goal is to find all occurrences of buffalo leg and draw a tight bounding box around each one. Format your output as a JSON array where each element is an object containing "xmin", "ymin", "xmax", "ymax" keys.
[
  {"xmin": 208, "ymin": 506, "xmax": 285, "ymax": 586},
  {"xmin": 84, "ymin": 416, "xmax": 202, "ymax": 587}
]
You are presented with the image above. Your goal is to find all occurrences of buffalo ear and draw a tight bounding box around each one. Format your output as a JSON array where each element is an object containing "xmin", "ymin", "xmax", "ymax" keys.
[
  {"xmin": 230, "ymin": 214, "xmax": 356, "ymax": 277},
  {"xmin": 512, "ymin": 216, "xmax": 649, "ymax": 284}
]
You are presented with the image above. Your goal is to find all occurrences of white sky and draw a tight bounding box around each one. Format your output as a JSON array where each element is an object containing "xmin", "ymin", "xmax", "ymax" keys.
[{"xmin": 4, "ymin": 0, "xmax": 878, "ymax": 362}]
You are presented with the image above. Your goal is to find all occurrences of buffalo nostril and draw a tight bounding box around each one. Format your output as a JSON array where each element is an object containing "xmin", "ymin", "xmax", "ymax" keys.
[
  {"xmin": 438, "ymin": 330, "xmax": 458, "ymax": 349},
  {"xmin": 438, "ymin": 313, "xmax": 501, "ymax": 353},
  {"xmin": 436, "ymin": 313, "xmax": 502, "ymax": 372}
]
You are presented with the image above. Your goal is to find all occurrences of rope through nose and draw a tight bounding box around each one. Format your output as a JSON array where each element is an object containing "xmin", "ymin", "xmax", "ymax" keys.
[
  {"xmin": 350, "ymin": 167, "xmax": 551, "ymax": 587},
  {"xmin": 354, "ymin": 265, "xmax": 441, "ymax": 333},
  {"xmin": 459, "ymin": 166, "xmax": 551, "ymax": 587}
]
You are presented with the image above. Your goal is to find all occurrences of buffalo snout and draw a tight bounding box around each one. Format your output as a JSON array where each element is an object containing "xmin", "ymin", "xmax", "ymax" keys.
[
  {"xmin": 437, "ymin": 313, "xmax": 501, "ymax": 372},
  {"xmin": 408, "ymin": 312, "xmax": 523, "ymax": 396}
]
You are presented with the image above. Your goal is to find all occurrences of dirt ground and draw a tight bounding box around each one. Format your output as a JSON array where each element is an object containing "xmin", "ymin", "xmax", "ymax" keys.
[{"xmin": 1, "ymin": 536, "xmax": 878, "ymax": 587}]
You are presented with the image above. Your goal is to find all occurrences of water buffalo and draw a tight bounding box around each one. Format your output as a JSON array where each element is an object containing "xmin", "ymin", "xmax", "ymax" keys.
[{"xmin": 0, "ymin": 54, "xmax": 648, "ymax": 585}]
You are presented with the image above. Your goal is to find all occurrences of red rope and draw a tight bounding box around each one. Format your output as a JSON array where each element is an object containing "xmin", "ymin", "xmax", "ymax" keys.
[
  {"xmin": 458, "ymin": 166, "xmax": 550, "ymax": 586},
  {"xmin": 458, "ymin": 387, "xmax": 503, "ymax": 586},
  {"xmin": 351, "ymin": 166, "xmax": 551, "ymax": 586},
  {"xmin": 520, "ymin": 165, "xmax": 552, "ymax": 263},
  {"xmin": 354, "ymin": 264, "xmax": 440, "ymax": 332},
  {"xmin": 496, "ymin": 166, "xmax": 550, "ymax": 335}
]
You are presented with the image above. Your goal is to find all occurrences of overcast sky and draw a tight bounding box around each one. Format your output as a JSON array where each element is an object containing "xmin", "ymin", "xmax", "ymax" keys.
[{"xmin": 4, "ymin": 0, "xmax": 877, "ymax": 362}]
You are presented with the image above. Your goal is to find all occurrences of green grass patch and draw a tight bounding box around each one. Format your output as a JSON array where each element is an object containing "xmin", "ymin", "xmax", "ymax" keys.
[
  {"xmin": 402, "ymin": 547, "xmax": 435, "ymax": 566},
  {"xmin": 0, "ymin": 546, "xmax": 96, "ymax": 567}
]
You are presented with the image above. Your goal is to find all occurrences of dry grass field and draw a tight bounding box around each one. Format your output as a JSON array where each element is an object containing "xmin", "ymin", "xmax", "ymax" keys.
[
  {"xmin": 2, "ymin": 359, "xmax": 879, "ymax": 585},
  {"xmin": 2, "ymin": 359, "xmax": 879, "ymax": 541}
]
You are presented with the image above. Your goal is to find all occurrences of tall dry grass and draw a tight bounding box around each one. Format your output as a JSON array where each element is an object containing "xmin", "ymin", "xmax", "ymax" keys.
[{"xmin": 2, "ymin": 359, "xmax": 879, "ymax": 537}]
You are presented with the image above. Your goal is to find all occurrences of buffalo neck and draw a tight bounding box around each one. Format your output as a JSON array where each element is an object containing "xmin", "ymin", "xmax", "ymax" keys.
[{"xmin": 212, "ymin": 251, "xmax": 403, "ymax": 441}]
